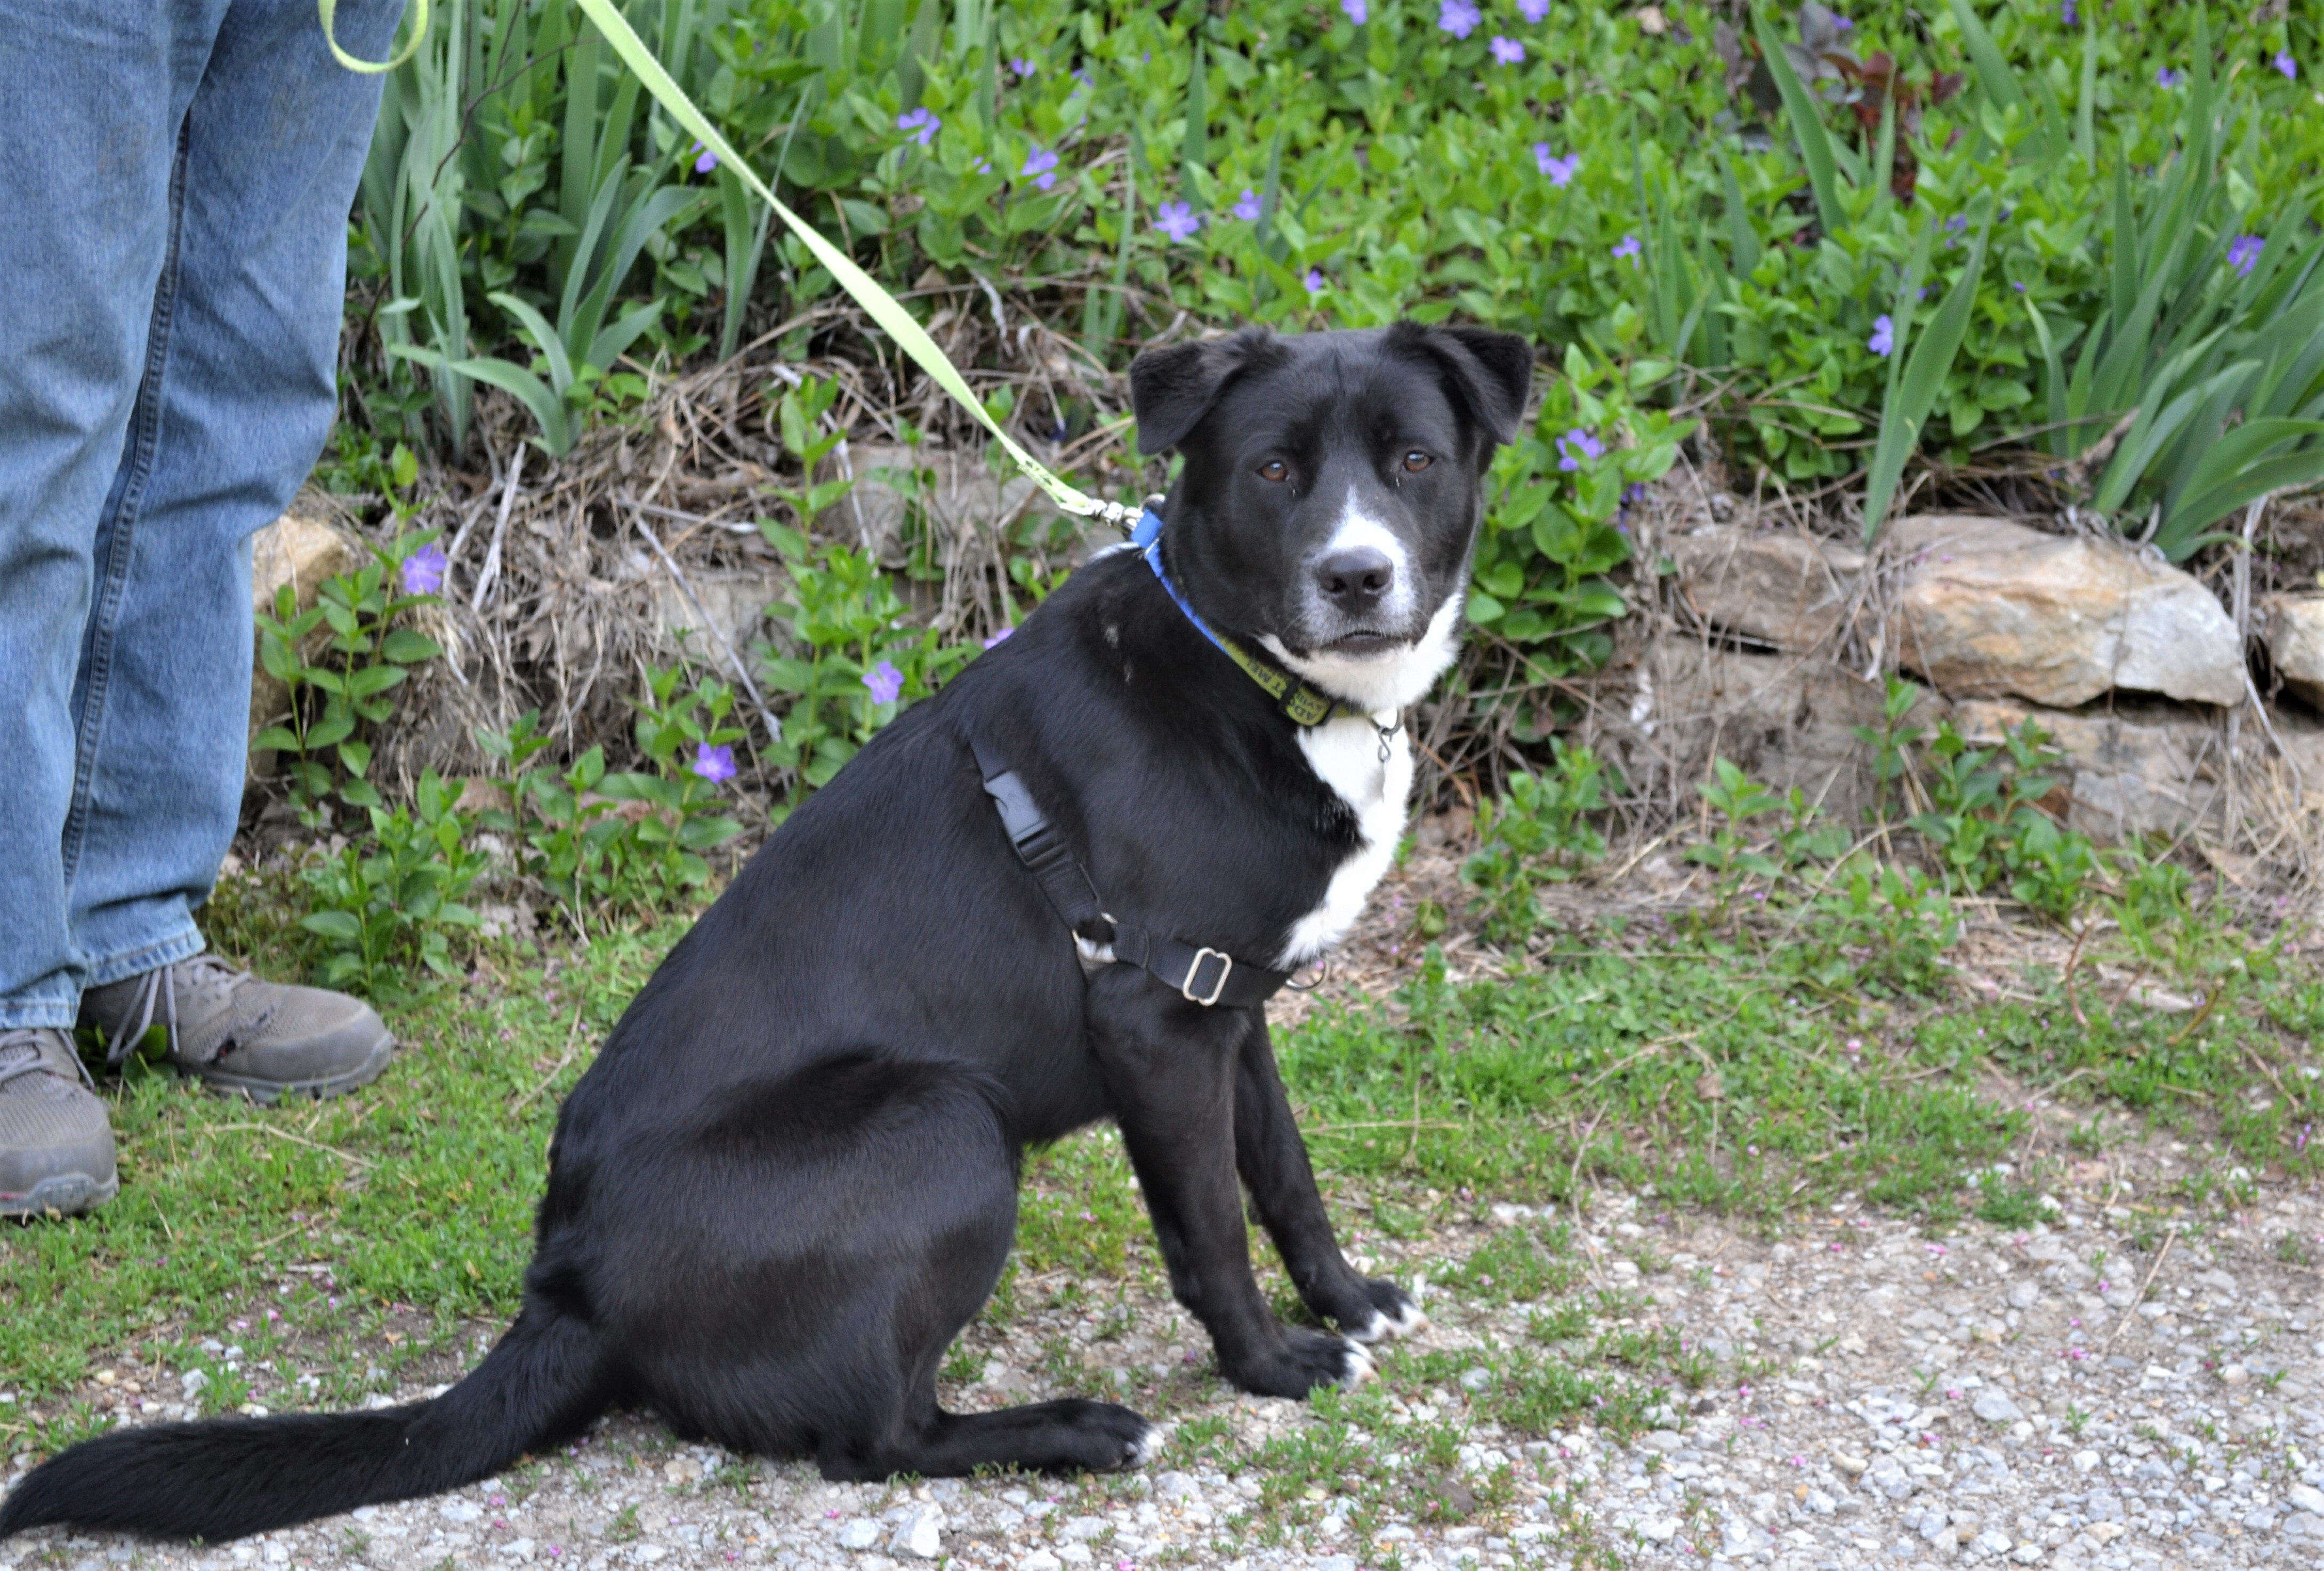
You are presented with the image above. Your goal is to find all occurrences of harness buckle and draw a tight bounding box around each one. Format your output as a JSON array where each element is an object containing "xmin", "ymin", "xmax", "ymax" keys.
[{"xmin": 1182, "ymin": 947, "xmax": 1233, "ymax": 1006}]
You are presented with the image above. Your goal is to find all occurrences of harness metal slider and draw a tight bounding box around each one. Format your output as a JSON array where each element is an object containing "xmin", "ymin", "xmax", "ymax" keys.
[{"xmin": 1182, "ymin": 947, "xmax": 1233, "ymax": 1007}]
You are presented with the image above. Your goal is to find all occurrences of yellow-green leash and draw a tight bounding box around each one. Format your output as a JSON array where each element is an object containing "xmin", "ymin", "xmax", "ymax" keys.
[
  {"xmin": 567, "ymin": 0, "xmax": 1138, "ymax": 530},
  {"xmin": 321, "ymin": 0, "xmax": 1136, "ymax": 532}
]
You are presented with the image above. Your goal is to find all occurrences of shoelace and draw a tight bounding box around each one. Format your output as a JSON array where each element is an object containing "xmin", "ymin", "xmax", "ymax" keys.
[
  {"xmin": 0, "ymin": 1027, "xmax": 97, "ymax": 1091},
  {"xmin": 95, "ymin": 955, "xmax": 254, "ymax": 1067}
]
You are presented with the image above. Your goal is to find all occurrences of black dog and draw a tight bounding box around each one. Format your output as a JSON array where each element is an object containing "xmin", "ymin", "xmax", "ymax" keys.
[{"xmin": 0, "ymin": 320, "xmax": 1531, "ymax": 1542}]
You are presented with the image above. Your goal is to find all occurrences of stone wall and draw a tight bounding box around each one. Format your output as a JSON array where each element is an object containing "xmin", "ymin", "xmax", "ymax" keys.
[{"xmin": 1591, "ymin": 513, "xmax": 2320, "ymax": 837}]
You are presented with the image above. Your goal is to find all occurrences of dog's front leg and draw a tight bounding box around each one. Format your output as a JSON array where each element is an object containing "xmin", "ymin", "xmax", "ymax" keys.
[
  {"xmin": 1233, "ymin": 1017, "xmax": 1428, "ymax": 1344},
  {"xmin": 1089, "ymin": 979, "xmax": 1370, "ymax": 1398}
]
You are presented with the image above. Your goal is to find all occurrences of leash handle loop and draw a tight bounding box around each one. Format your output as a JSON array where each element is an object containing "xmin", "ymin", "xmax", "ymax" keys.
[{"xmin": 319, "ymin": 0, "xmax": 430, "ymax": 74}]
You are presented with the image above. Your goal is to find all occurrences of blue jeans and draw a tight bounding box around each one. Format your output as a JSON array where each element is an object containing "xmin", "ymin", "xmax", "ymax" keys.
[{"xmin": 0, "ymin": 0, "xmax": 405, "ymax": 1026}]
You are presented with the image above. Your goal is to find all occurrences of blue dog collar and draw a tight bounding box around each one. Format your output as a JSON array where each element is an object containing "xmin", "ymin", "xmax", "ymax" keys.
[{"xmin": 1133, "ymin": 507, "xmax": 1369, "ymax": 730}]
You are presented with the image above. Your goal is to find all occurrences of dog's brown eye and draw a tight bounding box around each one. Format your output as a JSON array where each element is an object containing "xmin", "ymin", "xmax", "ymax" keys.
[
  {"xmin": 1258, "ymin": 459, "xmax": 1289, "ymax": 483},
  {"xmin": 1402, "ymin": 451, "xmax": 1433, "ymax": 474}
]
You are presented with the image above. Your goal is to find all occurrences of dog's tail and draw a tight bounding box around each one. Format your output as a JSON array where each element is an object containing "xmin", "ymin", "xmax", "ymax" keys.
[{"xmin": 0, "ymin": 1307, "xmax": 604, "ymax": 1543}]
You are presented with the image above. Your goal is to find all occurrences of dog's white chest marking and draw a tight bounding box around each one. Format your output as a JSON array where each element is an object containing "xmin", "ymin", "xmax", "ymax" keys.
[{"xmin": 1277, "ymin": 714, "xmax": 1413, "ymax": 969}]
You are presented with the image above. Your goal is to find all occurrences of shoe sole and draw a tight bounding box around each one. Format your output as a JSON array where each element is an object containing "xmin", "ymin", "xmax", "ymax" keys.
[
  {"xmin": 188, "ymin": 1031, "xmax": 397, "ymax": 1107},
  {"xmin": 0, "ymin": 1170, "xmax": 120, "ymax": 1220}
]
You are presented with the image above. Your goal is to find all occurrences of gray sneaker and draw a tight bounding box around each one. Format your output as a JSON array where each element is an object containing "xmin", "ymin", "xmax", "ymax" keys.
[
  {"xmin": 0, "ymin": 1028, "xmax": 118, "ymax": 1219},
  {"xmin": 79, "ymin": 954, "xmax": 395, "ymax": 1105}
]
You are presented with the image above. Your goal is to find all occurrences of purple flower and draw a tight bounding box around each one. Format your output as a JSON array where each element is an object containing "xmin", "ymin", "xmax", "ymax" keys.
[
  {"xmin": 689, "ymin": 140, "xmax": 718, "ymax": 175},
  {"xmin": 1612, "ymin": 233, "xmax": 1642, "ymax": 265},
  {"xmin": 400, "ymin": 543, "xmax": 447, "ymax": 596},
  {"xmin": 1519, "ymin": 0, "xmax": 1550, "ymax": 20},
  {"xmin": 1438, "ymin": 0, "xmax": 1481, "ymax": 40},
  {"xmin": 897, "ymin": 107, "xmax": 940, "ymax": 146},
  {"xmin": 1010, "ymin": 57, "xmax": 1035, "ymax": 78},
  {"xmin": 1341, "ymin": 0, "xmax": 1368, "ymax": 22},
  {"xmin": 1534, "ymin": 145, "xmax": 1579, "ymax": 186},
  {"xmin": 863, "ymin": 660, "xmax": 905, "ymax": 706},
  {"xmin": 2277, "ymin": 51, "xmax": 2299, "ymax": 82},
  {"xmin": 2157, "ymin": 67, "xmax": 2183, "ymax": 88},
  {"xmin": 1154, "ymin": 200, "xmax": 1202, "ymax": 242},
  {"xmin": 690, "ymin": 742, "xmax": 737, "ymax": 783},
  {"xmin": 1304, "ymin": 269, "xmax": 1328, "ymax": 297},
  {"xmin": 1555, "ymin": 429, "xmax": 1604, "ymax": 471},
  {"xmin": 1020, "ymin": 146, "xmax": 1060, "ymax": 191},
  {"xmin": 1232, "ymin": 188, "xmax": 1263, "ymax": 221},
  {"xmin": 1490, "ymin": 36, "xmax": 1526, "ymax": 65},
  {"xmin": 982, "ymin": 626, "xmax": 1014, "ymax": 650},
  {"xmin": 1868, "ymin": 314, "xmax": 1895, "ymax": 357},
  {"xmin": 2229, "ymin": 234, "xmax": 2264, "ymax": 277},
  {"xmin": 2061, "ymin": 1, "xmax": 2077, "ymax": 23}
]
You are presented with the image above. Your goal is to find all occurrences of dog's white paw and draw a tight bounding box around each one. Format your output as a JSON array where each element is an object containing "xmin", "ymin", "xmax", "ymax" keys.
[
  {"xmin": 1346, "ymin": 1296, "xmax": 1429, "ymax": 1345},
  {"xmin": 1128, "ymin": 1418, "xmax": 1165, "ymax": 1468},
  {"xmin": 1338, "ymin": 1339, "xmax": 1378, "ymax": 1388}
]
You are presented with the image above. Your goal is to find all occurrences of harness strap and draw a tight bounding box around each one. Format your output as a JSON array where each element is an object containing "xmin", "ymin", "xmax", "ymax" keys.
[{"xmin": 970, "ymin": 735, "xmax": 1289, "ymax": 1010}]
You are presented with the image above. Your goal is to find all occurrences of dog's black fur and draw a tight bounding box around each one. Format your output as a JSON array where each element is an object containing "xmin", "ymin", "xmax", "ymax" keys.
[{"xmin": 0, "ymin": 322, "xmax": 1531, "ymax": 1542}]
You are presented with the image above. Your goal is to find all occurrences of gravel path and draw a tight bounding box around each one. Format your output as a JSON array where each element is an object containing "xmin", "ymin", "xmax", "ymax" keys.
[{"xmin": 9, "ymin": 1177, "xmax": 2322, "ymax": 1571}]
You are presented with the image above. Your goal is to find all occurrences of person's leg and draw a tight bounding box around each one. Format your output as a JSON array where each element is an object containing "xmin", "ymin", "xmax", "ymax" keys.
[
  {"xmin": 0, "ymin": 0, "xmax": 223, "ymax": 1030},
  {"xmin": 67, "ymin": 0, "xmax": 407, "ymax": 983},
  {"xmin": 68, "ymin": 0, "xmax": 410, "ymax": 1098}
]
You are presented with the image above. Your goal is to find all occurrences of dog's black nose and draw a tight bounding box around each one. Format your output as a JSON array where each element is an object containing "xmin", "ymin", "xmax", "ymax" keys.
[{"xmin": 1315, "ymin": 547, "xmax": 1395, "ymax": 606}]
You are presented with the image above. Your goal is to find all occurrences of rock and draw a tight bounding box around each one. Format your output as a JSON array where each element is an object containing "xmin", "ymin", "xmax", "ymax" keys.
[
  {"xmin": 1459, "ymin": 1366, "xmax": 1494, "ymax": 1392},
  {"xmin": 1313, "ymin": 1557, "xmax": 1358, "ymax": 1571},
  {"xmin": 1018, "ymin": 1553, "xmax": 1063, "ymax": 1571},
  {"xmin": 1948, "ymin": 698, "xmax": 2220, "ymax": 837},
  {"xmin": 1153, "ymin": 1470, "xmax": 1202, "ymax": 1502},
  {"xmin": 247, "ymin": 496, "xmax": 365, "ymax": 769},
  {"xmin": 2265, "ymin": 595, "xmax": 2324, "ymax": 708},
  {"xmin": 1972, "ymin": 1391, "xmax": 2025, "ymax": 1424},
  {"xmin": 891, "ymin": 1503, "xmax": 945, "ymax": 1559},
  {"xmin": 646, "ymin": 565, "xmax": 787, "ymax": 664},
  {"xmin": 1669, "ymin": 524, "xmax": 1864, "ymax": 651},
  {"xmin": 837, "ymin": 1518, "xmax": 883, "ymax": 1550},
  {"xmin": 1639, "ymin": 1429, "xmax": 1685, "ymax": 1452},
  {"xmin": 1610, "ymin": 643, "xmax": 1943, "ymax": 820},
  {"xmin": 1058, "ymin": 1516, "xmax": 1109, "ymax": 1541},
  {"xmin": 1971, "ymin": 1527, "xmax": 2014, "ymax": 1558},
  {"xmin": 830, "ymin": 442, "xmax": 1066, "ymax": 568},
  {"xmin": 2287, "ymin": 1483, "xmax": 2324, "ymax": 1516},
  {"xmin": 1891, "ymin": 514, "xmax": 2244, "ymax": 707}
]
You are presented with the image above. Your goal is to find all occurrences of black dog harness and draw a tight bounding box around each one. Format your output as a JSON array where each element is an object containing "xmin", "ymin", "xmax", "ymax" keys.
[
  {"xmin": 971, "ymin": 734, "xmax": 1285, "ymax": 1008},
  {"xmin": 972, "ymin": 504, "xmax": 1346, "ymax": 1009}
]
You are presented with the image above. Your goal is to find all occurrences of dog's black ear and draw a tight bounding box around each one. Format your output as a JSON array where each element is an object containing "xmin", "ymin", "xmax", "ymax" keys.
[
  {"xmin": 1415, "ymin": 325, "xmax": 1535, "ymax": 448},
  {"xmin": 1129, "ymin": 329, "xmax": 1270, "ymax": 455}
]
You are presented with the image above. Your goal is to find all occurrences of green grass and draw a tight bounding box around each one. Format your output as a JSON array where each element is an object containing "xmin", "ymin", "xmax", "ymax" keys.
[{"xmin": 6, "ymin": 867, "xmax": 2319, "ymax": 1464}]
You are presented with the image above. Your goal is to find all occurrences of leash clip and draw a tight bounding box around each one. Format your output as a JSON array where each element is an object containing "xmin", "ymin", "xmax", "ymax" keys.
[{"xmin": 1181, "ymin": 948, "xmax": 1234, "ymax": 1007}]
